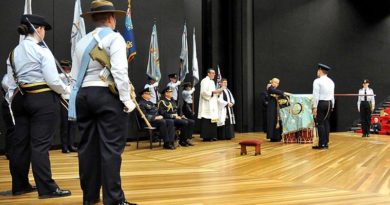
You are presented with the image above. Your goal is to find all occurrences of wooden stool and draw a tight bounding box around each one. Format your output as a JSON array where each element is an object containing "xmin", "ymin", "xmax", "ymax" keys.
[{"xmin": 239, "ymin": 139, "xmax": 262, "ymax": 156}]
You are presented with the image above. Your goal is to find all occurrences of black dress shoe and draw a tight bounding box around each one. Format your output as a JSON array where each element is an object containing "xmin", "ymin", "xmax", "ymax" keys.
[
  {"xmin": 38, "ymin": 188, "xmax": 71, "ymax": 199},
  {"xmin": 179, "ymin": 141, "xmax": 189, "ymax": 147},
  {"xmin": 62, "ymin": 149, "xmax": 70, "ymax": 153},
  {"xmin": 12, "ymin": 185, "xmax": 37, "ymax": 195},
  {"xmin": 118, "ymin": 201, "xmax": 137, "ymax": 205},
  {"xmin": 163, "ymin": 143, "xmax": 175, "ymax": 150},
  {"xmin": 211, "ymin": 138, "xmax": 218, "ymax": 141},
  {"xmin": 169, "ymin": 143, "xmax": 176, "ymax": 149},
  {"xmin": 68, "ymin": 146, "xmax": 78, "ymax": 152},
  {"xmin": 83, "ymin": 198, "xmax": 101, "ymax": 205},
  {"xmin": 185, "ymin": 140, "xmax": 194, "ymax": 146}
]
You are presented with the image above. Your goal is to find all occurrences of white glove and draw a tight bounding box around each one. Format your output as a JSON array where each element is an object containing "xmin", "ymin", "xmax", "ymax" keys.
[
  {"xmin": 152, "ymin": 82, "xmax": 159, "ymax": 87},
  {"xmin": 177, "ymin": 81, "xmax": 181, "ymax": 85},
  {"xmin": 123, "ymin": 100, "xmax": 136, "ymax": 113}
]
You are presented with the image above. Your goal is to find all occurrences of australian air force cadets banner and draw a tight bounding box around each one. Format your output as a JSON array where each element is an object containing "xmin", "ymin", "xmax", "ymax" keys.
[{"xmin": 279, "ymin": 94, "xmax": 315, "ymax": 135}]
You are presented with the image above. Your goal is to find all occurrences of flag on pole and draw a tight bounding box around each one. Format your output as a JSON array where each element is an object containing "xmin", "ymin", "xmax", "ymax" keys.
[
  {"xmin": 217, "ymin": 65, "xmax": 222, "ymax": 88},
  {"xmin": 192, "ymin": 27, "xmax": 199, "ymax": 86},
  {"xmin": 71, "ymin": 0, "xmax": 86, "ymax": 61},
  {"xmin": 124, "ymin": 0, "xmax": 136, "ymax": 62},
  {"xmin": 179, "ymin": 23, "xmax": 189, "ymax": 82},
  {"xmin": 146, "ymin": 24, "xmax": 161, "ymax": 82},
  {"xmin": 20, "ymin": 0, "xmax": 32, "ymax": 43}
]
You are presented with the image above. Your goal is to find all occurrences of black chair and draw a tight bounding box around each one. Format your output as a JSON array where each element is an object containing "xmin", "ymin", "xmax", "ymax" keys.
[{"xmin": 134, "ymin": 113, "xmax": 161, "ymax": 149}]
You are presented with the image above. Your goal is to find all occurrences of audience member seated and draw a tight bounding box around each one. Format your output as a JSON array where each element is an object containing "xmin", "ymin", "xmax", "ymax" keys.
[
  {"xmin": 138, "ymin": 88, "xmax": 176, "ymax": 150},
  {"xmin": 372, "ymin": 117, "xmax": 381, "ymax": 134},
  {"xmin": 158, "ymin": 87, "xmax": 195, "ymax": 147}
]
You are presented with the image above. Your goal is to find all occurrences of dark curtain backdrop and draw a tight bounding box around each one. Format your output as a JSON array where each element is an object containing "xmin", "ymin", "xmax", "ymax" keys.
[
  {"xmin": 253, "ymin": 0, "xmax": 390, "ymax": 132},
  {"xmin": 0, "ymin": 0, "xmax": 202, "ymax": 149}
]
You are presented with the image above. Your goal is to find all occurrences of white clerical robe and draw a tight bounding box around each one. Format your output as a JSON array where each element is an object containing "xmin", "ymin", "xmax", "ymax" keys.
[{"xmin": 197, "ymin": 76, "xmax": 219, "ymax": 121}]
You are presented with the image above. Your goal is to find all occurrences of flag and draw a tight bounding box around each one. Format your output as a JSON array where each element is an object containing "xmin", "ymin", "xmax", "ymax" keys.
[
  {"xmin": 279, "ymin": 94, "xmax": 315, "ymax": 135},
  {"xmin": 179, "ymin": 23, "xmax": 189, "ymax": 82},
  {"xmin": 217, "ymin": 65, "xmax": 222, "ymax": 88},
  {"xmin": 124, "ymin": 1, "xmax": 136, "ymax": 62},
  {"xmin": 146, "ymin": 24, "xmax": 161, "ymax": 82},
  {"xmin": 192, "ymin": 27, "xmax": 199, "ymax": 86},
  {"xmin": 71, "ymin": 0, "xmax": 86, "ymax": 61},
  {"xmin": 20, "ymin": 0, "xmax": 32, "ymax": 43}
]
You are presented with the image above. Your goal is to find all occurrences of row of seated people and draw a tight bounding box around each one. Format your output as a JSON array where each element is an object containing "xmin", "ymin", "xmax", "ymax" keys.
[{"xmin": 138, "ymin": 86, "xmax": 195, "ymax": 150}]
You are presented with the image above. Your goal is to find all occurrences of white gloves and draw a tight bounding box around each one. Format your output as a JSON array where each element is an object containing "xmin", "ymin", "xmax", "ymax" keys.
[{"xmin": 123, "ymin": 100, "xmax": 136, "ymax": 113}]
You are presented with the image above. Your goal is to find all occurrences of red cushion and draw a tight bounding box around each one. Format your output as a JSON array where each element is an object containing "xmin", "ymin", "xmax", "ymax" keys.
[{"xmin": 239, "ymin": 139, "xmax": 262, "ymax": 145}]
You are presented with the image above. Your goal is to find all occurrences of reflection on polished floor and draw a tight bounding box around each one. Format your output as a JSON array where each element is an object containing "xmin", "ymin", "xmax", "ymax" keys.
[{"xmin": 1, "ymin": 132, "xmax": 390, "ymax": 204}]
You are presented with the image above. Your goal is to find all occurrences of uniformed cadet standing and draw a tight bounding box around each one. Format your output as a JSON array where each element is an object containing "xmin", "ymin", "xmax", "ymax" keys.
[
  {"xmin": 144, "ymin": 76, "xmax": 159, "ymax": 105},
  {"xmin": 167, "ymin": 73, "xmax": 181, "ymax": 102},
  {"xmin": 69, "ymin": 1, "xmax": 136, "ymax": 204},
  {"xmin": 59, "ymin": 60, "xmax": 77, "ymax": 153},
  {"xmin": 182, "ymin": 82, "xmax": 196, "ymax": 120},
  {"xmin": 6, "ymin": 14, "xmax": 71, "ymax": 198},
  {"xmin": 159, "ymin": 87, "xmax": 195, "ymax": 147},
  {"xmin": 312, "ymin": 63, "xmax": 335, "ymax": 150},
  {"xmin": 357, "ymin": 79, "xmax": 375, "ymax": 137},
  {"xmin": 138, "ymin": 88, "xmax": 176, "ymax": 149}
]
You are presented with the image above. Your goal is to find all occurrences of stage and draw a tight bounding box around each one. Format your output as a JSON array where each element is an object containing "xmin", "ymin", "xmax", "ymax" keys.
[{"xmin": 1, "ymin": 132, "xmax": 390, "ymax": 204}]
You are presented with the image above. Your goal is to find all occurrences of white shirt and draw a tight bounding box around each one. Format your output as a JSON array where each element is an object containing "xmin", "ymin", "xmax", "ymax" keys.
[
  {"xmin": 144, "ymin": 82, "xmax": 159, "ymax": 104},
  {"xmin": 182, "ymin": 87, "xmax": 195, "ymax": 104},
  {"xmin": 7, "ymin": 36, "xmax": 68, "ymax": 97},
  {"xmin": 357, "ymin": 87, "xmax": 375, "ymax": 110},
  {"xmin": 71, "ymin": 27, "xmax": 131, "ymax": 106},
  {"xmin": 167, "ymin": 81, "xmax": 181, "ymax": 101},
  {"xmin": 312, "ymin": 75, "xmax": 335, "ymax": 108}
]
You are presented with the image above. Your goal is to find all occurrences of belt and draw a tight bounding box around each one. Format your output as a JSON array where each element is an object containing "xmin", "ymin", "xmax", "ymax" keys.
[
  {"xmin": 20, "ymin": 82, "xmax": 51, "ymax": 94},
  {"xmin": 81, "ymin": 81, "xmax": 109, "ymax": 87}
]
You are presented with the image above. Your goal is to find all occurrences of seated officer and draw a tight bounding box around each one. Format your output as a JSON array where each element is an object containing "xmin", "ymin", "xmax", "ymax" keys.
[
  {"xmin": 138, "ymin": 88, "xmax": 176, "ymax": 149},
  {"xmin": 158, "ymin": 87, "xmax": 195, "ymax": 147}
]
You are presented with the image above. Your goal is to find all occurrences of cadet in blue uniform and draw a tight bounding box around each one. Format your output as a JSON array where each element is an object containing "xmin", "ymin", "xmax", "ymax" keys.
[
  {"xmin": 144, "ymin": 76, "xmax": 159, "ymax": 105},
  {"xmin": 357, "ymin": 79, "xmax": 375, "ymax": 137},
  {"xmin": 159, "ymin": 87, "xmax": 195, "ymax": 147},
  {"xmin": 6, "ymin": 14, "xmax": 71, "ymax": 198},
  {"xmin": 312, "ymin": 64, "xmax": 335, "ymax": 149},
  {"xmin": 58, "ymin": 60, "xmax": 77, "ymax": 153},
  {"xmin": 70, "ymin": 1, "xmax": 136, "ymax": 204},
  {"xmin": 138, "ymin": 88, "xmax": 176, "ymax": 149},
  {"xmin": 181, "ymin": 82, "xmax": 195, "ymax": 120},
  {"xmin": 167, "ymin": 73, "xmax": 181, "ymax": 102}
]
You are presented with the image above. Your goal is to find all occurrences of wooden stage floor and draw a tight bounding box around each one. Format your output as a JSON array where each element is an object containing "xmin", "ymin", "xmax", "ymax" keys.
[{"xmin": 1, "ymin": 132, "xmax": 390, "ymax": 204}]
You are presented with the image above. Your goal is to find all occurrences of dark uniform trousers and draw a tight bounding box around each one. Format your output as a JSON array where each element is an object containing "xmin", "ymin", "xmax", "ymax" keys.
[
  {"xmin": 76, "ymin": 87, "xmax": 127, "ymax": 205},
  {"xmin": 10, "ymin": 91, "xmax": 60, "ymax": 195},
  {"xmin": 60, "ymin": 99, "xmax": 76, "ymax": 151},
  {"xmin": 174, "ymin": 118, "xmax": 195, "ymax": 142},
  {"xmin": 360, "ymin": 101, "xmax": 372, "ymax": 136},
  {"xmin": 182, "ymin": 102, "xmax": 195, "ymax": 120},
  {"xmin": 1, "ymin": 98, "xmax": 13, "ymax": 158},
  {"xmin": 316, "ymin": 100, "xmax": 332, "ymax": 147},
  {"xmin": 150, "ymin": 119, "xmax": 175, "ymax": 143}
]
